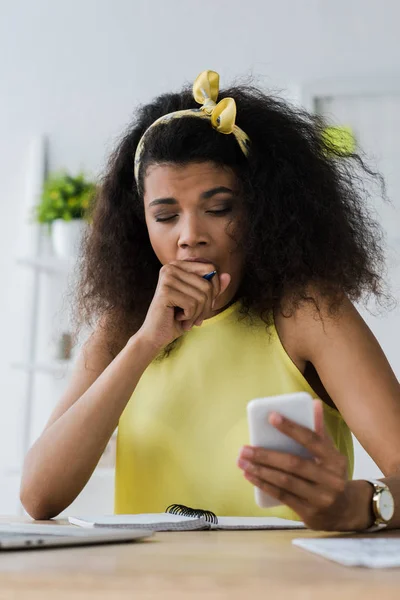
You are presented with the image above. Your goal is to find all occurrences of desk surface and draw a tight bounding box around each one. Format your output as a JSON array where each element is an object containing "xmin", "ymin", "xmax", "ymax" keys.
[{"xmin": 1, "ymin": 517, "xmax": 400, "ymax": 599}]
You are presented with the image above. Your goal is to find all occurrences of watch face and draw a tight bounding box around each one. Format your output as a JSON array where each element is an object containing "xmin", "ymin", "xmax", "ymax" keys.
[{"xmin": 378, "ymin": 489, "xmax": 395, "ymax": 521}]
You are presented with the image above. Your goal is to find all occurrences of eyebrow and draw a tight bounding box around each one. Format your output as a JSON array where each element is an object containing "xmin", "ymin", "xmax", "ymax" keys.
[{"xmin": 148, "ymin": 186, "xmax": 234, "ymax": 208}]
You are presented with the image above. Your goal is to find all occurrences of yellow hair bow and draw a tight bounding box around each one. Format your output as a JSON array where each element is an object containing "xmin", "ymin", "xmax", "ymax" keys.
[
  {"xmin": 193, "ymin": 71, "xmax": 238, "ymax": 134},
  {"xmin": 134, "ymin": 70, "xmax": 250, "ymax": 183}
]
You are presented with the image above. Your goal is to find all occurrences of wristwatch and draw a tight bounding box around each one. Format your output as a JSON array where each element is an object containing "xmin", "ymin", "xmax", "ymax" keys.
[{"xmin": 364, "ymin": 479, "xmax": 395, "ymax": 532}]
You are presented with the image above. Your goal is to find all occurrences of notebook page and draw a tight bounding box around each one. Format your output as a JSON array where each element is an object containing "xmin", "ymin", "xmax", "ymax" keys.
[
  {"xmin": 69, "ymin": 514, "xmax": 209, "ymax": 531},
  {"xmin": 214, "ymin": 517, "xmax": 305, "ymax": 530},
  {"xmin": 293, "ymin": 537, "xmax": 400, "ymax": 568}
]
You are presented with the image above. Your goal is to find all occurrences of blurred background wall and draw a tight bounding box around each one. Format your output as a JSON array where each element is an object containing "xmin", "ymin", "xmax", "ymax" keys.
[{"xmin": 0, "ymin": 0, "xmax": 399, "ymax": 514}]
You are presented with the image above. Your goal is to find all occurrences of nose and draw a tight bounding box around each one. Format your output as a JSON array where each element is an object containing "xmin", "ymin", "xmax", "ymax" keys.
[{"xmin": 177, "ymin": 214, "xmax": 209, "ymax": 249}]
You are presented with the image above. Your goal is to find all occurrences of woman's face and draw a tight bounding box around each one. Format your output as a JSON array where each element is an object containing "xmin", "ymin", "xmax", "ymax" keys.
[{"xmin": 143, "ymin": 161, "xmax": 246, "ymax": 311}]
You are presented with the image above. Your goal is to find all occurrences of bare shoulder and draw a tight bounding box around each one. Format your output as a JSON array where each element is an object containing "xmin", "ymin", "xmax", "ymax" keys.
[{"xmin": 274, "ymin": 285, "xmax": 365, "ymax": 364}]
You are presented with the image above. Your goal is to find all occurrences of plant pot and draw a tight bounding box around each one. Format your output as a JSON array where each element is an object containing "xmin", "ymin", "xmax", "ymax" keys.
[{"xmin": 52, "ymin": 219, "xmax": 87, "ymax": 259}]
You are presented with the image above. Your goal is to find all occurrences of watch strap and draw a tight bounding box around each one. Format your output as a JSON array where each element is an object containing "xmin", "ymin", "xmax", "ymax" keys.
[{"xmin": 364, "ymin": 522, "xmax": 387, "ymax": 533}]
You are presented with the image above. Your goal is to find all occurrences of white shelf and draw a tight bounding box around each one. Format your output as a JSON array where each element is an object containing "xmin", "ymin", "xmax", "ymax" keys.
[
  {"xmin": 16, "ymin": 255, "xmax": 74, "ymax": 274},
  {"xmin": 12, "ymin": 360, "xmax": 73, "ymax": 376}
]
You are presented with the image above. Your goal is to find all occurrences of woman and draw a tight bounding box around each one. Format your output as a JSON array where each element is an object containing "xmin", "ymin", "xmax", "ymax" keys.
[{"xmin": 21, "ymin": 70, "xmax": 400, "ymax": 531}]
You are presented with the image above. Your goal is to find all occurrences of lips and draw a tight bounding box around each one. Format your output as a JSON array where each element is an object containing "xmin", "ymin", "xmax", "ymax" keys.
[{"xmin": 183, "ymin": 258, "xmax": 213, "ymax": 264}]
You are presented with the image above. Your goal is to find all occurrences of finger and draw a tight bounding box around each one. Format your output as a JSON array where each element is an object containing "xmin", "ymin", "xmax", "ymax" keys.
[
  {"xmin": 170, "ymin": 262, "xmax": 230, "ymax": 310},
  {"xmin": 238, "ymin": 447, "xmax": 347, "ymax": 488},
  {"xmin": 212, "ymin": 273, "xmax": 231, "ymax": 309},
  {"xmin": 162, "ymin": 286, "xmax": 200, "ymax": 325},
  {"xmin": 238, "ymin": 453, "xmax": 346, "ymax": 495},
  {"xmin": 239, "ymin": 458, "xmax": 315, "ymax": 499},
  {"xmin": 243, "ymin": 471, "xmax": 306, "ymax": 516},
  {"xmin": 268, "ymin": 412, "xmax": 344, "ymax": 477},
  {"xmin": 166, "ymin": 282, "xmax": 208, "ymax": 329},
  {"xmin": 165, "ymin": 271, "xmax": 213, "ymax": 323},
  {"xmin": 171, "ymin": 260, "xmax": 217, "ymax": 277},
  {"xmin": 208, "ymin": 272, "xmax": 221, "ymax": 309},
  {"xmin": 188, "ymin": 271, "xmax": 230, "ymax": 319},
  {"xmin": 171, "ymin": 263, "xmax": 217, "ymax": 322},
  {"xmin": 268, "ymin": 411, "xmax": 335, "ymax": 461},
  {"xmin": 200, "ymin": 272, "xmax": 219, "ymax": 321}
]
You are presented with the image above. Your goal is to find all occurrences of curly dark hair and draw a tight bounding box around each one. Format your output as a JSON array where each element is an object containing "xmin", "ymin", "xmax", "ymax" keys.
[{"xmin": 72, "ymin": 80, "xmax": 387, "ymax": 356}]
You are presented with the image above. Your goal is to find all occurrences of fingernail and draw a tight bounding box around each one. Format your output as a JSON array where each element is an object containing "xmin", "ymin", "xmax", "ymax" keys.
[
  {"xmin": 240, "ymin": 446, "xmax": 254, "ymax": 459},
  {"xmin": 237, "ymin": 458, "xmax": 251, "ymax": 470},
  {"xmin": 269, "ymin": 412, "xmax": 283, "ymax": 425}
]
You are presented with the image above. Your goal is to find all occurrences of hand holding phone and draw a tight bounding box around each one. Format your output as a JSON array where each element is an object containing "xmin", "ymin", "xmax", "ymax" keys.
[{"xmin": 246, "ymin": 392, "xmax": 315, "ymax": 508}]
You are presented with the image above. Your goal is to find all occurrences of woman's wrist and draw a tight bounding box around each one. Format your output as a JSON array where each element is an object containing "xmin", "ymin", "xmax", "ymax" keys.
[
  {"xmin": 126, "ymin": 330, "xmax": 161, "ymax": 365},
  {"xmin": 339, "ymin": 480, "xmax": 375, "ymax": 531}
]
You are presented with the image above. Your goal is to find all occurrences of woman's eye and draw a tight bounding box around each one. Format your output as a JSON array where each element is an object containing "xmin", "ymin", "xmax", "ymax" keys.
[
  {"xmin": 207, "ymin": 207, "xmax": 232, "ymax": 216},
  {"xmin": 155, "ymin": 215, "xmax": 177, "ymax": 222},
  {"xmin": 155, "ymin": 206, "xmax": 232, "ymax": 222}
]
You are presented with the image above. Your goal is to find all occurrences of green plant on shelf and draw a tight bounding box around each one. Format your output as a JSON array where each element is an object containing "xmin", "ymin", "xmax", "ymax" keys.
[{"xmin": 34, "ymin": 171, "xmax": 96, "ymax": 226}]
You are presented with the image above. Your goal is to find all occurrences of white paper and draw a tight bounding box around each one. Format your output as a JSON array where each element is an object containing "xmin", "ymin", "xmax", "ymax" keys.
[
  {"xmin": 293, "ymin": 537, "xmax": 400, "ymax": 568},
  {"xmin": 215, "ymin": 517, "xmax": 305, "ymax": 530}
]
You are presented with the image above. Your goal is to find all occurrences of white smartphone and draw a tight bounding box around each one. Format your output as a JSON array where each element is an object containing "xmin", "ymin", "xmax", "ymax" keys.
[{"xmin": 246, "ymin": 392, "xmax": 315, "ymax": 508}]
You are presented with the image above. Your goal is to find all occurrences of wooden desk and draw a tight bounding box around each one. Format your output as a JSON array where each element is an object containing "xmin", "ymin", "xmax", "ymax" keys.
[{"xmin": 1, "ymin": 517, "xmax": 400, "ymax": 599}]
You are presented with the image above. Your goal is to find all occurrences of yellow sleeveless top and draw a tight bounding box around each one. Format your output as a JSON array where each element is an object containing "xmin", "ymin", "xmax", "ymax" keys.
[{"xmin": 115, "ymin": 301, "xmax": 354, "ymax": 520}]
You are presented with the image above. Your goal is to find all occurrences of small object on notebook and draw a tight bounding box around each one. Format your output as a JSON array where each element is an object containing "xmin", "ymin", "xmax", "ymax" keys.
[
  {"xmin": 293, "ymin": 536, "xmax": 400, "ymax": 568},
  {"xmin": 69, "ymin": 504, "xmax": 305, "ymax": 532}
]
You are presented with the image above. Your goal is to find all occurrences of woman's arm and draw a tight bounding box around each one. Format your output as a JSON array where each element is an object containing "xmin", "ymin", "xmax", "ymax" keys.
[
  {"xmin": 238, "ymin": 291, "xmax": 400, "ymax": 531},
  {"xmin": 287, "ymin": 292, "xmax": 400, "ymax": 477},
  {"xmin": 20, "ymin": 329, "xmax": 159, "ymax": 520},
  {"xmin": 21, "ymin": 258, "xmax": 226, "ymax": 521}
]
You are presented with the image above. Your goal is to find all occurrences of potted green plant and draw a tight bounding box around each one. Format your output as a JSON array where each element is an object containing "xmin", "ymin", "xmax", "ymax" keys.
[{"xmin": 35, "ymin": 171, "xmax": 96, "ymax": 258}]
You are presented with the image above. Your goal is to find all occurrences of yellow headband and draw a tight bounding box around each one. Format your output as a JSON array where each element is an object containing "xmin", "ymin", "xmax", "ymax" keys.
[{"xmin": 134, "ymin": 70, "xmax": 250, "ymax": 184}]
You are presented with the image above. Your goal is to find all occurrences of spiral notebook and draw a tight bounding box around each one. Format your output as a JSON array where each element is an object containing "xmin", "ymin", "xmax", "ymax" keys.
[{"xmin": 69, "ymin": 504, "xmax": 305, "ymax": 532}]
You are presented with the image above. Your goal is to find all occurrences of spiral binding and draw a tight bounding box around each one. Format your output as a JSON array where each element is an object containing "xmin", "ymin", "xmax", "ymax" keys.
[{"xmin": 166, "ymin": 504, "xmax": 218, "ymax": 524}]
